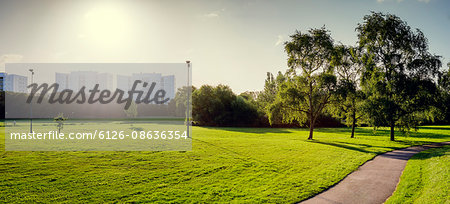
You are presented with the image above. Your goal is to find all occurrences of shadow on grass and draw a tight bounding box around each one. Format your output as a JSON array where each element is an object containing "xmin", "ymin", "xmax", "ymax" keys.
[
  {"xmin": 417, "ymin": 126, "xmax": 450, "ymax": 131},
  {"xmin": 330, "ymin": 141, "xmax": 402, "ymax": 150},
  {"xmin": 314, "ymin": 127, "xmax": 388, "ymax": 137},
  {"xmin": 410, "ymin": 144, "xmax": 449, "ymax": 160},
  {"xmin": 308, "ymin": 140, "xmax": 377, "ymax": 154},
  {"xmin": 201, "ymin": 126, "xmax": 449, "ymax": 138},
  {"xmin": 201, "ymin": 126, "xmax": 295, "ymax": 134},
  {"xmin": 316, "ymin": 127, "xmax": 450, "ymax": 140}
]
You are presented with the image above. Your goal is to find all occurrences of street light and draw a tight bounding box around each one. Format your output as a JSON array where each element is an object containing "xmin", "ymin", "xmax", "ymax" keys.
[
  {"xmin": 29, "ymin": 69, "xmax": 34, "ymax": 133},
  {"xmin": 186, "ymin": 61, "xmax": 190, "ymax": 138}
]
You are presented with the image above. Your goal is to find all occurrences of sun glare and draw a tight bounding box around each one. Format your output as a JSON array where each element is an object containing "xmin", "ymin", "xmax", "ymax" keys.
[{"xmin": 82, "ymin": 4, "xmax": 133, "ymax": 47}]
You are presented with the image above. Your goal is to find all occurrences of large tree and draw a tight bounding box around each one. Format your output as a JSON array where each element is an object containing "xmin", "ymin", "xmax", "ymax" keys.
[
  {"xmin": 330, "ymin": 45, "xmax": 366, "ymax": 138},
  {"xmin": 356, "ymin": 12, "xmax": 441, "ymax": 141},
  {"xmin": 269, "ymin": 27, "xmax": 336, "ymax": 140}
]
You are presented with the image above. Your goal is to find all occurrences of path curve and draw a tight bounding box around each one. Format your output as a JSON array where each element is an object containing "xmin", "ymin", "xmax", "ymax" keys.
[{"xmin": 300, "ymin": 141, "xmax": 450, "ymax": 204}]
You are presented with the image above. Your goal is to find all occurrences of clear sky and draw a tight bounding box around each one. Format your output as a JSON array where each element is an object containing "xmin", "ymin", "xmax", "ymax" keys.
[{"xmin": 1, "ymin": 0, "xmax": 449, "ymax": 93}]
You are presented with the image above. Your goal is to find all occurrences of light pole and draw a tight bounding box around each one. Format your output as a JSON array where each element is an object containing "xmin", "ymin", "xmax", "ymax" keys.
[
  {"xmin": 186, "ymin": 61, "xmax": 191, "ymax": 138},
  {"xmin": 29, "ymin": 69, "xmax": 34, "ymax": 133}
]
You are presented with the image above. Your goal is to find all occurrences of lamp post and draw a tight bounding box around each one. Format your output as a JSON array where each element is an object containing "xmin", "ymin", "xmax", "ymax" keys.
[
  {"xmin": 29, "ymin": 69, "xmax": 34, "ymax": 133},
  {"xmin": 186, "ymin": 61, "xmax": 191, "ymax": 138}
]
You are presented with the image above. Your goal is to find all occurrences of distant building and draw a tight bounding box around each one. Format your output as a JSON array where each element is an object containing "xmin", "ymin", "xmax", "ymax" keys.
[
  {"xmin": 97, "ymin": 73, "xmax": 113, "ymax": 90},
  {"xmin": 54, "ymin": 71, "xmax": 175, "ymax": 103},
  {"xmin": 55, "ymin": 71, "xmax": 113, "ymax": 91},
  {"xmin": 117, "ymin": 74, "xmax": 132, "ymax": 92},
  {"xmin": 4, "ymin": 74, "xmax": 28, "ymax": 93},
  {"xmin": 117, "ymin": 73, "xmax": 175, "ymax": 104},
  {"xmin": 55, "ymin": 72, "xmax": 69, "ymax": 89},
  {"xmin": 162, "ymin": 75, "xmax": 175, "ymax": 100}
]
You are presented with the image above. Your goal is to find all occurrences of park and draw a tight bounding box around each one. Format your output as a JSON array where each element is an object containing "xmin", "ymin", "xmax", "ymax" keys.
[
  {"xmin": 1, "ymin": 1, "xmax": 449, "ymax": 204},
  {"xmin": 1, "ymin": 124, "xmax": 449, "ymax": 203}
]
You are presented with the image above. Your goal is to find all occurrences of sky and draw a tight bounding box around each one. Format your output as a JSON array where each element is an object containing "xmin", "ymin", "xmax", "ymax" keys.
[{"xmin": 0, "ymin": 0, "xmax": 449, "ymax": 93}]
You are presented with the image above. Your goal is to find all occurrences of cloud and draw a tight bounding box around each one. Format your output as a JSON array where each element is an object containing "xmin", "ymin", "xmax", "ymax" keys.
[
  {"xmin": 417, "ymin": 0, "xmax": 430, "ymax": 3},
  {"xmin": 203, "ymin": 8, "xmax": 226, "ymax": 18},
  {"xmin": 275, "ymin": 35, "xmax": 284, "ymax": 46},
  {"xmin": 204, "ymin": 12, "xmax": 219, "ymax": 18},
  {"xmin": 377, "ymin": 0, "xmax": 385, "ymax": 3}
]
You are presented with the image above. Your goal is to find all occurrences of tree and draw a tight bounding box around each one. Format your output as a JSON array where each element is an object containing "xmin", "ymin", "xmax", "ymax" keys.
[
  {"xmin": 123, "ymin": 101, "xmax": 138, "ymax": 118},
  {"xmin": 356, "ymin": 12, "xmax": 442, "ymax": 141},
  {"xmin": 436, "ymin": 63, "xmax": 450, "ymax": 122},
  {"xmin": 258, "ymin": 71, "xmax": 286, "ymax": 125},
  {"xmin": 54, "ymin": 113, "xmax": 67, "ymax": 132},
  {"xmin": 171, "ymin": 86, "xmax": 196, "ymax": 117},
  {"xmin": 192, "ymin": 84, "xmax": 260, "ymax": 126},
  {"xmin": 192, "ymin": 85, "xmax": 219, "ymax": 125},
  {"xmin": 231, "ymin": 96, "xmax": 260, "ymax": 126},
  {"xmin": 239, "ymin": 91, "xmax": 258, "ymax": 102},
  {"xmin": 192, "ymin": 84, "xmax": 259, "ymax": 126},
  {"xmin": 330, "ymin": 45, "xmax": 366, "ymax": 138},
  {"xmin": 124, "ymin": 101, "xmax": 138, "ymax": 118},
  {"xmin": 270, "ymin": 27, "xmax": 336, "ymax": 140}
]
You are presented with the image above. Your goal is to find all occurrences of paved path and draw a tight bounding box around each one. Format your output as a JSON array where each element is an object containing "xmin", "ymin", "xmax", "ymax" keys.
[{"xmin": 300, "ymin": 142, "xmax": 449, "ymax": 204}]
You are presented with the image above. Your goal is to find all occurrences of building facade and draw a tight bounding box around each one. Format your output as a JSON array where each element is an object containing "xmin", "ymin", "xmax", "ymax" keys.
[
  {"xmin": 117, "ymin": 73, "xmax": 175, "ymax": 104},
  {"xmin": 55, "ymin": 71, "xmax": 113, "ymax": 91},
  {"xmin": 4, "ymin": 74, "xmax": 28, "ymax": 93}
]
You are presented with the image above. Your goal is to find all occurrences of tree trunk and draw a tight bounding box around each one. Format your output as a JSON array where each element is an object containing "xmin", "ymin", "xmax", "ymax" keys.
[
  {"xmin": 351, "ymin": 121, "xmax": 356, "ymax": 138},
  {"xmin": 351, "ymin": 109, "xmax": 356, "ymax": 138},
  {"xmin": 308, "ymin": 123, "xmax": 314, "ymax": 140},
  {"xmin": 390, "ymin": 121, "xmax": 395, "ymax": 141},
  {"xmin": 308, "ymin": 79, "xmax": 314, "ymax": 140}
]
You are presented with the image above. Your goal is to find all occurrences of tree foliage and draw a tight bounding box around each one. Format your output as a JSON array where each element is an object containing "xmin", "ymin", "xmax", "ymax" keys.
[
  {"xmin": 436, "ymin": 63, "xmax": 450, "ymax": 122},
  {"xmin": 329, "ymin": 45, "xmax": 366, "ymax": 138},
  {"xmin": 258, "ymin": 72, "xmax": 287, "ymax": 125},
  {"xmin": 269, "ymin": 27, "xmax": 336, "ymax": 139},
  {"xmin": 192, "ymin": 85, "xmax": 260, "ymax": 126},
  {"xmin": 356, "ymin": 12, "xmax": 442, "ymax": 140}
]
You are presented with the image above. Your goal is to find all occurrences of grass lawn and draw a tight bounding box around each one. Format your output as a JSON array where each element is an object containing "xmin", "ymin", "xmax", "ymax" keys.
[
  {"xmin": 386, "ymin": 144, "xmax": 449, "ymax": 204},
  {"xmin": 1, "ymin": 124, "xmax": 449, "ymax": 203}
]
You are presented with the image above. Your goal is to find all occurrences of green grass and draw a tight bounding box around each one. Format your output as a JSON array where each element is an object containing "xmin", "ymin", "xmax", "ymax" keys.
[
  {"xmin": 1, "ymin": 124, "xmax": 449, "ymax": 203},
  {"xmin": 386, "ymin": 144, "xmax": 449, "ymax": 204}
]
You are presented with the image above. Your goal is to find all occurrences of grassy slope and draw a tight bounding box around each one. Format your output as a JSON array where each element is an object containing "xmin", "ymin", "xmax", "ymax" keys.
[
  {"xmin": 1, "ymin": 125, "xmax": 449, "ymax": 203},
  {"xmin": 386, "ymin": 144, "xmax": 449, "ymax": 204}
]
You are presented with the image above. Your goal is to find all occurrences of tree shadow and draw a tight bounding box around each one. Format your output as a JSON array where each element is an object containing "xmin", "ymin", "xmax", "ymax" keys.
[
  {"xmin": 397, "ymin": 132, "xmax": 450, "ymax": 140},
  {"xmin": 308, "ymin": 140, "xmax": 377, "ymax": 154},
  {"xmin": 314, "ymin": 127, "xmax": 389, "ymax": 137},
  {"xmin": 201, "ymin": 126, "xmax": 294, "ymax": 134},
  {"xmin": 330, "ymin": 141, "xmax": 401, "ymax": 150},
  {"xmin": 409, "ymin": 144, "xmax": 449, "ymax": 160},
  {"xmin": 379, "ymin": 148, "xmax": 423, "ymax": 160},
  {"xmin": 316, "ymin": 127, "xmax": 449, "ymax": 140},
  {"xmin": 417, "ymin": 126, "xmax": 450, "ymax": 131}
]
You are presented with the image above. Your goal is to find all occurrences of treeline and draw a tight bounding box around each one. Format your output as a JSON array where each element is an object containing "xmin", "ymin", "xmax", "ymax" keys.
[
  {"xmin": 182, "ymin": 12, "xmax": 450, "ymax": 141},
  {"xmin": 186, "ymin": 84, "xmax": 342, "ymax": 128}
]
